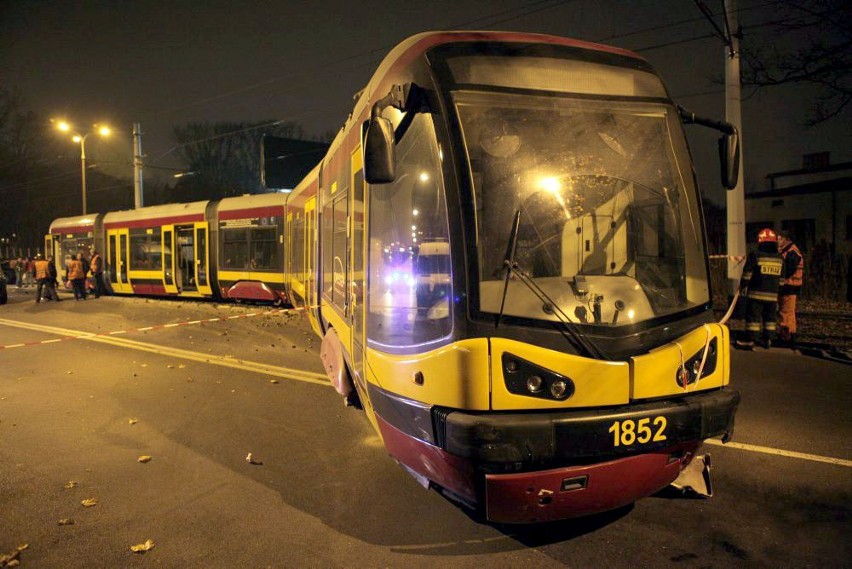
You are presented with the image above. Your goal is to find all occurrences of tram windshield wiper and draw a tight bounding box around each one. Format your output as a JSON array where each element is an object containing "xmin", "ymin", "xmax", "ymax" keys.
[{"xmin": 495, "ymin": 210, "xmax": 608, "ymax": 360}]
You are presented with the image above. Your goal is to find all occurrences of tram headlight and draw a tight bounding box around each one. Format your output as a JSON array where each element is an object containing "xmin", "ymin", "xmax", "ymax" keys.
[
  {"xmin": 526, "ymin": 375, "xmax": 543, "ymax": 393},
  {"xmin": 502, "ymin": 353, "xmax": 575, "ymax": 401},
  {"xmin": 550, "ymin": 380, "xmax": 569, "ymax": 399}
]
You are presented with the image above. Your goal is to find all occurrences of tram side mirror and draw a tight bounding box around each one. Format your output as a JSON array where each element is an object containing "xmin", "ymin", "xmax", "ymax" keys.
[
  {"xmin": 719, "ymin": 129, "xmax": 740, "ymax": 190},
  {"xmin": 364, "ymin": 116, "xmax": 396, "ymax": 184}
]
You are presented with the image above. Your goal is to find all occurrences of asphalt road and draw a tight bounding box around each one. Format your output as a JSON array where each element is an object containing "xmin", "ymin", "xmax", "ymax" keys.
[{"xmin": 1, "ymin": 287, "xmax": 849, "ymax": 568}]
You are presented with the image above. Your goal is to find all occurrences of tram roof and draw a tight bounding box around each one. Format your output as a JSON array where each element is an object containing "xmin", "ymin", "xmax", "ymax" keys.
[
  {"xmin": 325, "ymin": 30, "xmax": 648, "ymax": 166},
  {"xmin": 49, "ymin": 214, "xmax": 102, "ymax": 232},
  {"xmin": 103, "ymin": 200, "xmax": 210, "ymax": 225},
  {"xmin": 218, "ymin": 192, "xmax": 288, "ymax": 212}
]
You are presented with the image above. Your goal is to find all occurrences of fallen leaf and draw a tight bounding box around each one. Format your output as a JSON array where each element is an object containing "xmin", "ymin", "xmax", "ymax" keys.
[
  {"xmin": 58, "ymin": 518, "xmax": 75, "ymax": 526},
  {"xmin": 178, "ymin": 364, "xmax": 186, "ymax": 369},
  {"xmin": 130, "ymin": 539, "xmax": 155, "ymax": 553},
  {"xmin": 81, "ymin": 498, "xmax": 98, "ymax": 507},
  {"xmin": 128, "ymin": 419, "xmax": 138, "ymax": 425},
  {"xmin": 67, "ymin": 371, "xmax": 73, "ymax": 375},
  {"xmin": 64, "ymin": 480, "xmax": 77, "ymax": 489},
  {"xmin": 137, "ymin": 455, "xmax": 152, "ymax": 463},
  {"xmin": 167, "ymin": 365, "xmax": 174, "ymax": 369},
  {"xmin": 245, "ymin": 453, "xmax": 263, "ymax": 466},
  {"xmin": 269, "ymin": 379, "xmax": 279, "ymax": 384}
]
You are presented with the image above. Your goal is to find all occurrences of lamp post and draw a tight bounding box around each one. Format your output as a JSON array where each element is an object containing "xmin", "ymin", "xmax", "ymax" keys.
[{"xmin": 56, "ymin": 121, "xmax": 110, "ymax": 215}]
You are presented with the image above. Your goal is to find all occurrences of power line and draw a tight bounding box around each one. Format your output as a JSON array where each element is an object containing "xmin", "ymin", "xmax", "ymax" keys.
[{"xmin": 138, "ymin": 1, "xmax": 575, "ymax": 124}]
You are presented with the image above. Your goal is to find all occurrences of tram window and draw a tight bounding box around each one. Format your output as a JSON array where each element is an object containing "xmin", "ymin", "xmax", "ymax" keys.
[
  {"xmin": 222, "ymin": 228, "xmax": 249, "ymax": 269},
  {"xmin": 60, "ymin": 237, "xmax": 92, "ymax": 269},
  {"xmin": 129, "ymin": 230, "xmax": 162, "ymax": 270},
  {"xmin": 250, "ymin": 227, "xmax": 279, "ymax": 270},
  {"xmin": 367, "ymin": 114, "xmax": 452, "ymax": 348}
]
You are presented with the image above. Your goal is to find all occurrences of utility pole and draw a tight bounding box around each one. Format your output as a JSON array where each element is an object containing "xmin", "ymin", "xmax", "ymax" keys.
[
  {"xmin": 133, "ymin": 123, "xmax": 145, "ymax": 209},
  {"xmin": 724, "ymin": 0, "xmax": 746, "ymax": 296},
  {"xmin": 694, "ymin": 0, "xmax": 746, "ymax": 295}
]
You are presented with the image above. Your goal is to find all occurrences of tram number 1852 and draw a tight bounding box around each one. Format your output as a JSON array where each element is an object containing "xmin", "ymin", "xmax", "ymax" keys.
[{"xmin": 608, "ymin": 416, "xmax": 668, "ymax": 447}]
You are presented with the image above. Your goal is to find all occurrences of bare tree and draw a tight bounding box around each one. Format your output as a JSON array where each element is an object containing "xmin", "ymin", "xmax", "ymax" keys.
[
  {"xmin": 742, "ymin": 0, "xmax": 851, "ymax": 125},
  {"xmin": 172, "ymin": 120, "xmax": 309, "ymax": 201}
]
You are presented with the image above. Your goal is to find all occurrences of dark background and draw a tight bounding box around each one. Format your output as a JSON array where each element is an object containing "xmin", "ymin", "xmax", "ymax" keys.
[{"xmin": 1, "ymin": 0, "xmax": 849, "ymax": 249}]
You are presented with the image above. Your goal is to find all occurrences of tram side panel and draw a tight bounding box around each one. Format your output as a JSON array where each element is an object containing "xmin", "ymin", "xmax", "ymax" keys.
[
  {"xmin": 284, "ymin": 168, "xmax": 322, "ymax": 334},
  {"xmin": 215, "ymin": 193, "xmax": 288, "ymax": 305},
  {"xmin": 102, "ymin": 201, "xmax": 215, "ymax": 299},
  {"xmin": 47, "ymin": 214, "xmax": 105, "ymax": 293}
]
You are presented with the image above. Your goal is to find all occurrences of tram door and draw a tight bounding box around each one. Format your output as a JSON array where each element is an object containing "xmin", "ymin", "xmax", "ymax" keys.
[
  {"xmin": 161, "ymin": 225, "xmax": 178, "ymax": 294},
  {"xmin": 175, "ymin": 223, "xmax": 212, "ymax": 296},
  {"xmin": 305, "ymin": 198, "xmax": 320, "ymax": 334},
  {"xmin": 107, "ymin": 228, "xmax": 132, "ymax": 293},
  {"xmin": 44, "ymin": 234, "xmax": 54, "ymax": 261},
  {"xmin": 176, "ymin": 226, "xmax": 196, "ymax": 292},
  {"xmin": 350, "ymin": 151, "xmax": 367, "ymax": 397},
  {"xmin": 194, "ymin": 222, "xmax": 212, "ymax": 296}
]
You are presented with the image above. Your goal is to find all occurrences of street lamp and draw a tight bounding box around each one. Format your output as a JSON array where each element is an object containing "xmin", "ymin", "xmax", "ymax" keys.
[{"xmin": 54, "ymin": 120, "xmax": 111, "ymax": 215}]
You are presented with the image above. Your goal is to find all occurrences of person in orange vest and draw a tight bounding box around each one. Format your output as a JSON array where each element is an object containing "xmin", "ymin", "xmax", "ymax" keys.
[
  {"xmin": 735, "ymin": 228, "xmax": 783, "ymax": 350},
  {"xmin": 34, "ymin": 254, "xmax": 60, "ymax": 303},
  {"xmin": 777, "ymin": 230, "xmax": 804, "ymax": 346},
  {"xmin": 67, "ymin": 253, "xmax": 87, "ymax": 300},
  {"xmin": 89, "ymin": 249, "xmax": 106, "ymax": 298}
]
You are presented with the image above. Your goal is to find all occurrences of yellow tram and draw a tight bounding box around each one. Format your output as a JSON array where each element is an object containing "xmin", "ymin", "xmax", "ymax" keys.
[{"xmin": 286, "ymin": 31, "xmax": 741, "ymax": 523}]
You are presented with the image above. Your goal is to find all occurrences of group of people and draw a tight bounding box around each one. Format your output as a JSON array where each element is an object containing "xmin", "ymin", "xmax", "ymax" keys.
[
  {"xmin": 735, "ymin": 228, "xmax": 804, "ymax": 350},
  {"xmin": 10, "ymin": 257, "xmax": 37, "ymax": 288},
  {"xmin": 33, "ymin": 249, "xmax": 107, "ymax": 303}
]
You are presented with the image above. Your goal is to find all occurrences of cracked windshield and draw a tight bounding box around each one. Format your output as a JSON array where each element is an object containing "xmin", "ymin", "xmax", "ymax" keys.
[{"xmin": 457, "ymin": 93, "xmax": 709, "ymax": 327}]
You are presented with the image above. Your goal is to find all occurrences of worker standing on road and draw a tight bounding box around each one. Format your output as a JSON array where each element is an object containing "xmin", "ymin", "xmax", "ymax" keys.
[
  {"xmin": 89, "ymin": 249, "xmax": 106, "ymax": 298},
  {"xmin": 67, "ymin": 253, "xmax": 87, "ymax": 300},
  {"xmin": 777, "ymin": 230, "xmax": 804, "ymax": 347},
  {"xmin": 736, "ymin": 228, "xmax": 783, "ymax": 350},
  {"xmin": 34, "ymin": 254, "xmax": 59, "ymax": 303}
]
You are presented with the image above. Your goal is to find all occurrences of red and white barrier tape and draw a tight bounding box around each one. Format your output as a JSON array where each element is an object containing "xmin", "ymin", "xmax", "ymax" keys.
[{"xmin": 1, "ymin": 307, "xmax": 303, "ymax": 351}]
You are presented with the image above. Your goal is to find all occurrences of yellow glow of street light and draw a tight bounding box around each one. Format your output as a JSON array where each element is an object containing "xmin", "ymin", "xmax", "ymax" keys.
[
  {"xmin": 72, "ymin": 135, "xmax": 82, "ymax": 143},
  {"xmin": 98, "ymin": 125, "xmax": 111, "ymax": 137},
  {"xmin": 57, "ymin": 121, "xmax": 71, "ymax": 132}
]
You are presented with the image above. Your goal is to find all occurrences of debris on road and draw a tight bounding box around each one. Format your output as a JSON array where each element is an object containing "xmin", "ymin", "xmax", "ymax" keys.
[
  {"xmin": 128, "ymin": 418, "xmax": 138, "ymax": 425},
  {"xmin": 81, "ymin": 498, "xmax": 98, "ymax": 507},
  {"xmin": 0, "ymin": 544, "xmax": 28, "ymax": 568},
  {"xmin": 245, "ymin": 453, "xmax": 262, "ymax": 465},
  {"xmin": 58, "ymin": 518, "xmax": 75, "ymax": 526},
  {"xmin": 130, "ymin": 539, "xmax": 155, "ymax": 554},
  {"xmin": 64, "ymin": 481, "xmax": 77, "ymax": 489},
  {"xmin": 137, "ymin": 455, "xmax": 152, "ymax": 463}
]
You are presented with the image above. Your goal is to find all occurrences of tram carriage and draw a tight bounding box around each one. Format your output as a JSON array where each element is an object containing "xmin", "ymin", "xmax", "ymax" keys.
[
  {"xmin": 287, "ymin": 30, "xmax": 741, "ymax": 523},
  {"xmin": 47, "ymin": 214, "xmax": 106, "ymax": 290},
  {"xmin": 45, "ymin": 30, "xmax": 743, "ymax": 524},
  {"xmin": 46, "ymin": 194, "xmax": 290, "ymax": 304}
]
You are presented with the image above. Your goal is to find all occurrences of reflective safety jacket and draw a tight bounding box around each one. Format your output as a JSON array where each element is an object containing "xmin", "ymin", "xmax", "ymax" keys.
[
  {"xmin": 740, "ymin": 250, "xmax": 782, "ymax": 303},
  {"xmin": 780, "ymin": 243, "xmax": 804, "ymax": 295},
  {"xmin": 67, "ymin": 259, "xmax": 85, "ymax": 280},
  {"xmin": 90, "ymin": 254, "xmax": 103, "ymax": 274},
  {"xmin": 34, "ymin": 259, "xmax": 50, "ymax": 280}
]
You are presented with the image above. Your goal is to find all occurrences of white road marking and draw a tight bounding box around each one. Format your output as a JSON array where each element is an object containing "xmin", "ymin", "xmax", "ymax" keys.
[
  {"xmin": 0, "ymin": 318, "xmax": 328, "ymax": 386},
  {"xmin": 705, "ymin": 438, "xmax": 852, "ymax": 467}
]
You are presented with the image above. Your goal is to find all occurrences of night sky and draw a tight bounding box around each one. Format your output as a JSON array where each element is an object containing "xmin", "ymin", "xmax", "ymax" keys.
[{"xmin": 1, "ymin": 0, "xmax": 849, "ymax": 207}]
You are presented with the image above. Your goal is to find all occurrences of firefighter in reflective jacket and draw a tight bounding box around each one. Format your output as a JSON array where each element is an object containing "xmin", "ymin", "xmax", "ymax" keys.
[
  {"xmin": 736, "ymin": 228, "xmax": 782, "ymax": 349},
  {"xmin": 777, "ymin": 230, "xmax": 804, "ymax": 344}
]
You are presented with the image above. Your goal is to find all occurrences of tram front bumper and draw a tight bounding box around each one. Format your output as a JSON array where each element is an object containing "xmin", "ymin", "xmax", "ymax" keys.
[{"xmin": 439, "ymin": 387, "xmax": 739, "ymax": 464}]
